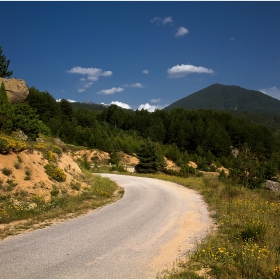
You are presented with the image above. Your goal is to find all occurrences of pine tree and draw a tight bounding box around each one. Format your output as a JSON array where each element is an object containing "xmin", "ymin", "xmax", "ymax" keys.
[
  {"xmin": 0, "ymin": 46, "xmax": 13, "ymax": 78},
  {"xmin": 135, "ymin": 139, "xmax": 164, "ymax": 173},
  {"xmin": 229, "ymin": 143, "xmax": 265, "ymax": 189},
  {"xmin": 0, "ymin": 82, "xmax": 14, "ymax": 133}
]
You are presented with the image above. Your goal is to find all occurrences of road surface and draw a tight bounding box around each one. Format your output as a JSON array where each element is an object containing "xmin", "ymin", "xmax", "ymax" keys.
[{"xmin": 0, "ymin": 174, "xmax": 212, "ymax": 278}]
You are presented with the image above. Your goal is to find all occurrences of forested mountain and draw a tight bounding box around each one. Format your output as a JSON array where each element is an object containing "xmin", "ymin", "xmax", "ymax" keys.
[
  {"xmin": 71, "ymin": 101, "xmax": 105, "ymax": 112},
  {"xmin": 164, "ymin": 84, "xmax": 280, "ymax": 115},
  {"xmin": 2, "ymin": 83, "xmax": 280, "ymax": 189}
]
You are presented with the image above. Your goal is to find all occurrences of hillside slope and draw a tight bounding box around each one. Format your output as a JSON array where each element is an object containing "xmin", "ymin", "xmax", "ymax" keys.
[{"xmin": 164, "ymin": 84, "xmax": 280, "ymax": 115}]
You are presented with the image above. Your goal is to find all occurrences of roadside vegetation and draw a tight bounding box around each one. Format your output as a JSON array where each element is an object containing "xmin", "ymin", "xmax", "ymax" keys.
[
  {"xmin": 141, "ymin": 173, "xmax": 280, "ymax": 279},
  {"xmin": 0, "ymin": 132, "xmax": 122, "ymax": 239},
  {"xmin": 0, "ymin": 169, "xmax": 122, "ymax": 239}
]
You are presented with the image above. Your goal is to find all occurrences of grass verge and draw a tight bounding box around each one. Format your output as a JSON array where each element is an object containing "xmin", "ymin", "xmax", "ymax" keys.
[
  {"xmin": 0, "ymin": 171, "xmax": 123, "ymax": 240},
  {"xmin": 140, "ymin": 173, "xmax": 280, "ymax": 279}
]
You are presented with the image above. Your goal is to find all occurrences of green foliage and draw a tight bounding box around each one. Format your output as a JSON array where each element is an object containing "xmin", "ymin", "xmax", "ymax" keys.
[
  {"xmin": 0, "ymin": 82, "xmax": 14, "ymax": 133},
  {"xmin": 50, "ymin": 185, "xmax": 60, "ymax": 197},
  {"xmin": 0, "ymin": 84, "xmax": 50, "ymax": 140},
  {"xmin": 110, "ymin": 164, "xmax": 126, "ymax": 173},
  {"xmin": 229, "ymin": 143, "xmax": 265, "ymax": 189},
  {"xmin": 0, "ymin": 46, "xmax": 13, "ymax": 78},
  {"xmin": 135, "ymin": 139, "xmax": 165, "ymax": 173},
  {"xmin": 0, "ymin": 138, "xmax": 8, "ymax": 153},
  {"xmin": 78, "ymin": 154, "xmax": 91, "ymax": 170},
  {"xmin": 109, "ymin": 151, "xmax": 120, "ymax": 165},
  {"xmin": 1, "ymin": 167, "xmax": 12, "ymax": 176},
  {"xmin": 26, "ymin": 87, "xmax": 61, "ymax": 123},
  {"xmin": 5, "ymin": 180, "xmax": 17, "ymax": 191},
  {"xmin": 44, "ymin": 163, "xmax": 66, "ymax": 182},
  {"xmin": 240, "ymin": 222, "xmax": 267, "ymax": 242},
  {"xmin": 0, "ymin": 134, "xmax": 27, "ymax": 154},
  {"xmin": 24, "ymin": 169, "xmax": 31, "ymax": 180},
  {"xmin": 165, "ymin": 143, "xmax": 181, "ymax": 162},
  {"xmin": 14, "ymin": 162, "xmax": 20, "ymax": 169},
  {"xmin": 59, "ymin": 99, "xmax": 75, "ymax": 121},
  {"xmin": 13, "ymin": 103, "xmax": 50, "ymax": 140},
  {"xmin": 70, "ymin": 181, "xmax": 81, "ymax": 191},
  {"xmin": 218, "ymin": 169, "xmax": 227, "ymax": 180},
  {"xmin": 71, "ymin": 101, "xmax": 105, "ymax": 112}
]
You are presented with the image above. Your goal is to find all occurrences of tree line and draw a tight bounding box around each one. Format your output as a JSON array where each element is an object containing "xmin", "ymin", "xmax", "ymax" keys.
[
  {"xmin": 23, "ymin": 87, "xmax": 280, "ymax": 187},
  {"xmin": 1, "ymin": 44, "xmax": 280, "ymax": 188}
]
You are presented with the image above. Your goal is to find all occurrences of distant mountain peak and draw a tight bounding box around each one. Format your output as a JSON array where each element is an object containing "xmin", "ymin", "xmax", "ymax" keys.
[{"xmin": 164, "ymin": 84, "xmax": 280, "ymax": 115}]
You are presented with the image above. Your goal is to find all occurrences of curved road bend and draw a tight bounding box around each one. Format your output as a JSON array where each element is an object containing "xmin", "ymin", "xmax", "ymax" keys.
[{"xmin": 0, "ymin": 174, "xmax": 212, "ymax": 279}]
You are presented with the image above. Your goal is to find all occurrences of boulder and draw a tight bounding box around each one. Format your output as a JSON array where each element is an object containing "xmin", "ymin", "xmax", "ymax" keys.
[
  {"xmin": 263, "ymin": 180, "xmax": 280, "ymax": 193},
  {"xmin": 0, "ymin": 77, "xmax": 29, "ymax": 103}
]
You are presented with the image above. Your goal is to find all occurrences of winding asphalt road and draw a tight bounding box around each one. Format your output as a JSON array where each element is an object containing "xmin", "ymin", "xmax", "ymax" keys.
[{"xmin": 0, "ymin": 174, "xmax": 211, "ymax": 278}]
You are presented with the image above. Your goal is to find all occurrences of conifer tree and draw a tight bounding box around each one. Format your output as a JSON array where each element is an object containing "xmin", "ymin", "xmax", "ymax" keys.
[
  {"xmin": 135, "ymin": 139, "xmax": 165, "ymax": 173},
  {"xmin": 0, "ymin": 46, "xmax": 13, "ymax": 78},
  {"xmin": 0, "ymin": 82, "xmax": 14, "ymax": 133}
]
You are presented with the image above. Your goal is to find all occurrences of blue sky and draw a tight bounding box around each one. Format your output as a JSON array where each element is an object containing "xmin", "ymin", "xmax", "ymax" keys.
[{"xmin": 2, "ymin": 1, "xmax": 280, "ymax": 110}]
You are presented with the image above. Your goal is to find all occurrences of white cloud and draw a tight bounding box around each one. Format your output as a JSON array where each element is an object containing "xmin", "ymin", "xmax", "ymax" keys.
[
  {"xmin": 76, "ymin": 81, "xmax": 94, "ymax": 93},
  {"xmin": 98, "ymin": 87, "xmax": 124, "ymax": 95},
  {"xmin": 67, "ymin": 66, "xmax": 112, "ymax": 82},
  {"xmin": 143, "ymin": 70, "xmax": 149, "ymax": 74},
  {"xmin": 110, "ymin": 101, "xmax": 131, "ymax": 109},
  {"xmin": 56, "ymin": 99, "xmax": 77, "ymax": 103},
  {"xmin": 150, "ymin": 98, "xmax": 161, "ymax": 103},
  {"xmin": 83, "ymin": 82, "xmax": 93, "ymax": 89},
  {"xmin": 230, "ymin": 37, "xmax": 235, "ymax": 41},
  {"xmin": 150, "ymin": 17, "xmax": 161, "ymax": 24},
  {"xmin": 150, "ymin": 16, "xmax": 172, "ymax": 25},
  {"xmin": 162, "ymin": 16, "xmax": 173, "ymax": 25},
  {"xmin": 138, "ymin": 103, "xmax": 157, "ymax": 112},
  {"xmin": 175, "ymin": 27, "xmax": 189, "ymax": 37},
  {"xmin": 101, "ymin": 101, "xmax": 131, "ymax": 109},
  {"xmin": 123, "ymin": 83, "xmax": 145, "ymax": 88},
  {"xmin": 167, "ymin": 64, "xmax": 215, "ymax": 78},
  {"xmin": 101, "ymin": 71, "xmax": 113, "ymax": 77},
  {"xmin": 259, "ymin": 86, "xmax": 280, "ymax": 100}
]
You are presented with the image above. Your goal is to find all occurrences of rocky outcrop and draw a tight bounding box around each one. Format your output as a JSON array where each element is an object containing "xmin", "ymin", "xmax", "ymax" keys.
[
  {"xmin": 263, "ymin": 180, "xmax": 280, "ymax": 193},
  {"xmin": 0, "ymin": 78, "xmax": 29, "ymax": 103}
]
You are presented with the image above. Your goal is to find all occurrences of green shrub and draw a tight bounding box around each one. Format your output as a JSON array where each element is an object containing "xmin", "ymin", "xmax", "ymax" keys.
[
  {"xmin": 110, "ymin": 165, "xmax": 126, "ymax": 173},
  {"xmin": 2, "ymin": 167, "xmax": 12, "ymax": 176},
  {"xmin": 17, "ymin": 155, "xmax": 22, "ymax": 163},
  {"xmin": 240, "ymin": 222, "xmax": 268, "ymax": 242},
  {"xmin": 24, "ymin": 169, "xmax": 31, "ymax": 180},
  {"xmin": 79, "ymin": 154, "xmax": 91, "ymax": 170},
  {"xmin": 14, "ymin": 162, "xmax": 20, "ymax": 169},
  {"xmin": 0, "ymin": 138, "xmax": 8, "ymax": 154},
  {"xmin": 70, "ymin": 181, "xmax": 81, "ymax": 191},
  {"xmin": 44, "ymin": 163, "xmax": 66, "ymax": 182},
  {"xmin": 219, "ymin": 169, "xmax": 227, "ymax": 180},
  {"xmin": 0, "ymin": 135, "xmax": 27, "ymax": 154},
  {"xmin": 50, "ymin": 185, "xmax": 59, "ymax": 197},
  {"xmin": 5, "ymin": 180, "xmax": 17, "ymax": 191}
]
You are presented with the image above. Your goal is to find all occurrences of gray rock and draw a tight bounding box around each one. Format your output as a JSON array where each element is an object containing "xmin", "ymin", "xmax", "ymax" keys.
[
  {"xmin": 263, "ymin": 180, "xmax": 280, "ymax": 193},
  {"xmin": 16, "ymin": 130, "xmax": 28, "ymax": 141}
]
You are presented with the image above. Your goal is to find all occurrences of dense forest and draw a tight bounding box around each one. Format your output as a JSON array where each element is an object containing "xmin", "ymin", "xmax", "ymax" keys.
[
  {"xmin": 1, "ymin": 82, "xmax": 280, "ymax": 189},
  {"xmin": 26, "ymin": 87, "xmax": 280, "ymax": 185}
]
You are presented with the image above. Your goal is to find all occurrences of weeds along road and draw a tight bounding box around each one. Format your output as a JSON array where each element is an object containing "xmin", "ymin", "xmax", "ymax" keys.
[{"xmin": 0, "ymin": 174, "xmax": 212, "ymax": 279}]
